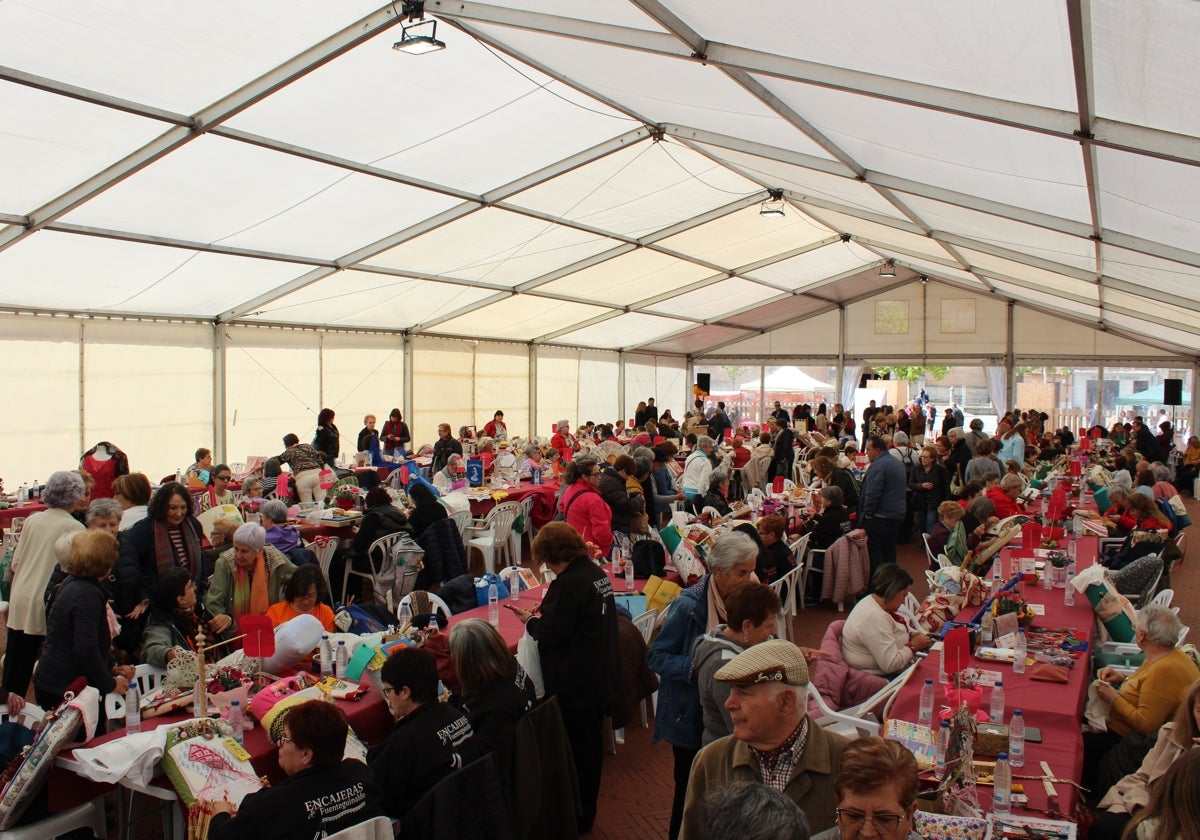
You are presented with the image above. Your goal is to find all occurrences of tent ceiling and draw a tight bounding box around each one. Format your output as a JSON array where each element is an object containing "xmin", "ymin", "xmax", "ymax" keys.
[{"xmin": 1, "ymin": 1, "xmax": 1198, "ymax": 358}]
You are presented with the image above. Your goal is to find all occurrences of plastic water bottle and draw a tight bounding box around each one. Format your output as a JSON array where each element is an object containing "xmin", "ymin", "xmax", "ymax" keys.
[
  {"xmin": 625, "ymin": 552, "xmax": 635, "ymax": 591},
  {"xmin": 993, "ymin": 751, "xmax": 1012, "ymax": 814},
  {"xmin": 125, "ymin": 685, "xmax": 141, "ymax": 734},
  {"xmin": 335, "ymin": 640, "xmax": 348, "ymax": 679},
  {"xmin": 1064, "ymin": 558, "xmax": 1076, "ymax": 606},
  {"xmin": 1013, "ymin": 628, "xmax": 1027, "ymax": 675},
  {"xmin": 934, "ymin": 720, "xmax": 950, "ymax": 780},
  {"xmin": 990, "ymin": 680, "xmax": 1005, "ymax": 723},
  {"xmin": 991, "ymin": 559, "xmax": 1002, "ymax": 594},
  {"xmin": 397, "ymin": 601, "xmax": 413, "ymax": 628},
  {"xmin": 531, "ymin": 466, "xmax": 542, "ymax": 485},
  {"xmin": 228, "ymin": 700, "xmax": 244, "ymax": 745},
  {"xmin": 918, "ymin": 678, "xmax": 935, "ymax": 728},
  {"xmin": 1009, "ymin": 709, "xmax": 1026, "ymax": 768},
  {"xmin": 30, "ymin": 480, "xmax": 39, "ymax": 502},
  {"xmin": 16, "ymin": 483, "xmax": 26, "ymax": 505},
  {"xmin": 1042, "ymin": 557, "xmax": 1052, "ymax": 589},
  {"xmin": 510, "ymin": 575, "xmax": 520, "ymax": 601},
  {"xmin": 488, "ymin": 582, "xmax": 499, "ymax": 627},
  {"xmin": 938, "ymin": 644, "xmax": 949, "ymax": 684},
  {"xmin": 319, "ymin": 634, "xmax": 333, "ymax": 678},
  {"xmin": 175, "ymin": 467, "xmax": 184, "ymax": 484}
]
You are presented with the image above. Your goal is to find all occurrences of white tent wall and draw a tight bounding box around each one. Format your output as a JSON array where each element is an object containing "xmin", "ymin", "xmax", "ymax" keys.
[
  {"xmin": 84, "ymin": 320, "xmax": 213, "ymax": 483},
  {"xmin": 411, "ymin": 336, "xmax": 475, "ymax": 445},
  {"xmin": 578, "ymin": 351, "xmax": 619, "ymax": 430},
  {"xmin": 703, "ymin": 309, "xmax": 841, "ymax": 357},
  {"xmin": 474, "ymin": 342, "xmax": 531, "ymax": 441},
  {"xmin": 318, "ymin": 331, "xmax": 405, "ymax": 456},
  {"xmin": 1012, "ymin": 310, "xmax": 1179, "ymax": 359},
  {"xmin": 224, "ymin": 326, "xmax": 320, "ymax": 470},
  {"xmin": 535, "ymin": 346, "xmax": 579, "ymax": 439}
]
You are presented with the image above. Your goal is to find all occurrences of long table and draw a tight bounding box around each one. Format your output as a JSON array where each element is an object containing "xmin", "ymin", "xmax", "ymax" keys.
[
  {"xmin": 0, "ymin": 501, "xmax": 46, "ymax": 531},
  {"xmin": 466, "ymin": 479, "xmax": 561, "ymax": 529},
  {"xmin": 890, "ymin": 536, "xmax": 1100, "ymax": 817}
]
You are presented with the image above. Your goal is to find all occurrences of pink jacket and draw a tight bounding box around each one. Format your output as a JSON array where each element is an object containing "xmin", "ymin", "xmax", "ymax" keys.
[
  {"xmin": 820, "ymin": 529, "xmax": 870, "ymax": 605},
  {"xmin": 809, "ymin": 620, "xmax": 888, "ymax": 716},
  {"xmin": 560, "ymin": 483, "xmax": 614, "ymax": 556}
]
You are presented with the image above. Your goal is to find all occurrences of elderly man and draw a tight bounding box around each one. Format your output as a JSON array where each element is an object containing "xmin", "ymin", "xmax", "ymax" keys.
[
  {"xmin": 680, "ymin": 640, "xmax": 848, "ymax": 839},
  {"xmin": 430, "ymin": 422, "xmax": 462, "ymax": 475},
  {"xmin": 857, "ymin": 435, "xmax": 907, "ymax": 572},
  {"xmin": 770, "ymin": 401, "xmax": 791, "ymax": 429},
  {"xmin": 769, "ymin": 417, "xmax": 795, "ymax": 481},
  {"xmin": 550, "ymin": 420, "xmax": 576, "ymax": 460}
]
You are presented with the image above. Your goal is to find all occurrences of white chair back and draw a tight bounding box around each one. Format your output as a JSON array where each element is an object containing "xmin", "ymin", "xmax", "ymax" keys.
[
  {"xmin": 631, "ymin": 609, "xmax": 658, "ymax": 643},
  {"xmin": 314, "ymin": 535, "xmax": 341, "ymax": 584},
  {"xmin": 397, "ymin": 591, "xmax": 452, "ymax": 624},
  {"xmin": 105, "ymin": 663, "xmax": 167, "ymax": 720}
]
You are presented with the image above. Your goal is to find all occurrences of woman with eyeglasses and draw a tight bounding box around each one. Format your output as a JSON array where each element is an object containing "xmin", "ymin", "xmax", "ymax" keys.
[
  {"xmin": 206, "ymin": 700, "xmax": 385, "ymax": 840},
  {"xmin": 557, "ymin": 454, "xmax": 615, "ymax": 557},
  {"xmin": 811, "ymin": 736, "xmax": 920, "ymax": 840},
  {"xmin": 199, "ymin": 464, "xmax": 235, "ymax": 512}
]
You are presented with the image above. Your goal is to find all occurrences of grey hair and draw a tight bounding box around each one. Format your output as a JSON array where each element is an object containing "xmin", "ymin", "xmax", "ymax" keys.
[
  {"xmin": 705, "ymin": 782, "xmax": 810, "ymax": 840},
  {"xmin": 707, "ymin": 531, "xmax": 759, "ymax": 574},
  {"xmin": 558, "ymin": 419, "xmax": 570, "ymax": 428},
  {"xmin": 820, "ymin": 485, "xmax": 844, "ymax": 506},
  {"xmin": 232, "ymin": 522, "xmax": 267, "ymax": 552},
  {"xmin": 241, "ymin": 477, "xmax": 263, "ymax": 494},
  {"xmin": 524, "ymin": 444, "xmax": 541, "ymax": 459},
  {"xmin": 1138, "ymin": 603, "xmax": 1184, "ymax": 648},
  {"xmin": 892, "ymin": 431, "xmax": 909, "ymax": 446},
  {"xmin": 261, "ymin": 499, "xmax": 290, "ymax": 524},
  {"xmin": 696, "ymin": 435, "xmax": 714, "ymax": 450},
  {"xmin": 948, "ymin": 427, "xmax": 964, "ymax": 440},
  {"xmin": 967, "ymin": 496, "xmax": 996, "ymax": 521},
  {"xmin": 1000, "ymin": 473, "xmax": 1024, "ymax": 491},
  {"xmin": 709, "ymin": 470, "xmax": 729, "ymax": 492},
  {"xmin": 1153, "ymin": 465, "xmax": 1171, "ymax": 482},
  {"xmin": 85, "ymin": 498, "xmax": 123, "ymax": 524},
  {"xmin": 43, "ymin": 471, "xmax": 86, "ymax": 509},
  {"xmin": 634, "ymin": 455, "xmax": 652, "ymax": 479},
  {"xmin": 631, "ymin": 446, "xmax": 655, "ymax": 461}
]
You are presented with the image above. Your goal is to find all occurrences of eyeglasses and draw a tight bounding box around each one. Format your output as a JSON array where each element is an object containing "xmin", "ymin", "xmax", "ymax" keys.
[
  {"xmin": 381, "ymin": 686, "xmax": 397, "ymax": 697},
  {"xmin": 215, "ymin": 475, "xmax": 232, "ymax": 481},
  {"xmin": 836, "ymin": 808, "xmax": 904, "ymax": 836},
  {"xmin": 276, "ymin": 735, "xmax": 294, "ymax": 749}
]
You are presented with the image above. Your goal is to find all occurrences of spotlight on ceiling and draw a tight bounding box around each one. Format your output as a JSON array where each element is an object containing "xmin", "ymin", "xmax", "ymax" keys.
[
  {"xmin": 759, "ymin": 189, "xmax": 786, "ymax": 218},
  {"xmin": 878, "ymin": 259, "xmax": 897, "ymax": 278},
  {"xmin": 919, "ymin": 275, "xmax": 928, "ymax": 285},
  {"xmin": 393, "ymin": 3, "xmax": 445, "ymax": 54}
]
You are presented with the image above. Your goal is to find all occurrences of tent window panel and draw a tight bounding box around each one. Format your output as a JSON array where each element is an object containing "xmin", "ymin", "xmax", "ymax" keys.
[
  {"xmin": 85, "ymin": 342, "xmax": 213, "ymax": 483},
  {"xmin": 411, "ymin": 339, "xmax": 475, "ymax": 450},
  {"xmin": 475, "ymin": 345, "xmax": 530, "ymax": 441},
  {"xmin": 0, "ymin": 336, "xmax": 80, "ymax": 484},
  {"xmin": 536, "ymin": 348, "xmax": 579, "ymax": 440},
  {"xmin": 225, "ymin": 344, "xmax": 321, "ymax": 467}
]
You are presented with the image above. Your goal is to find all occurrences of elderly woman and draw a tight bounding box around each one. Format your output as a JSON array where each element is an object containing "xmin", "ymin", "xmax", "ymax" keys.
[
  {"xmin": 381, "ymin": 408, "xmax": 410, "ymax": 458},
  {"xmin": 431, "ymin": 453, "xmax": 465, "ymax": 493},
  {"xmin": 509, "ymin": 522, "xmax": 619, "ymax": 834},
  {"xmin": 598, "ymin": 454, "xmax": 646, "ymax": 538},
  {"xmin": 517, "ymin": 444, "xmax": 545, "ymax": 478},
  {"xmin": 926, "ymin": 500, "xmax": 971, "ymax": 566},
  {"xmin": 964, "ymin": 437, "xmax": 1002, "ymax": 485},
  {"xmin": 700, "ymin": 470, "xmax": 733, "ymax": 518},
  {"xmin": 85, "ymin": 497, "xmax": 123, "ymax": 535},
  {"xmin": 1084, "ymin": 605, "xmax": 1200, "ymax": 797},
  {"xmin": 33, "ymin": 530, "xmax": 132, "ymax": 709},
  {"xmin": 260, "ymin": 499, "xmax": 312, "ymax": 563},
  {"xmin": 550, "ymin": 420, "xmax": 577, "ymax": 460},
  {"xmin": 909, "ymin": 446, "xmax": 950, "ymax": 534},
  {"xmin": 112, "ymin": 472, "xmax": 152, "ymax": 532},
  {"xmin": 206, "ymin": 523, "xmax": 296, "ymax": 636},
  {"xmin": 357, "ymin": 414, "xmax": 378, "ymax": 455},
  {"xmin": 448, "ymin": 618, "xmax": 536, "ymax": 783},
  {"xmin": 648, "ymin": 531, "xmax": 760, "ymax": 840},
  {"xmin": 3, "ymin": 471, "xmax": 88, "ymax": 697},
  {"xmin": 187, "ymin": 448, "xmax": 213, "ymax": 486},
  {"xmin": 208, "ymin": 700, "xmax": 384, "ymax": 839},
  {"xmin": 811, "ymin": 737, "xmax": 922, "ymax": 840},
  {"xmin": 240, "ymin": 477, "xmax": 264, "ymax": 501},
  {"xmin": 313, "ymin": 408, "xmax": 340, "ymax": 468},
  {"xmin": 680, "ymin": 435, "xmax": 716, "ymax": 504},
  {"xmin": 557, "ymin": 455, "xmax": 614, "ymax": 558},
  {"xmin": 985, "ymin": 473, "xmax": 1025, "ymax": 519},
  {"xmin": 692, "ymin": 582, "xmax": 783, "ymax": 745},
  {"xmin": 842, "ymin": 564, "xmax": 932, "ymax": 676},
  {"xmin": 1092, "ymin": 679, "xmax": 1200, "ymax": 840}
]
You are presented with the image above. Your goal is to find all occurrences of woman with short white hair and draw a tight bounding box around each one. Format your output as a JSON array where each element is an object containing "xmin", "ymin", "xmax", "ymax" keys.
[
  {"xmin": 205, "ymin": 522, "xmax": 295, "ymax": 635},
  {"xmin": 681, "ymin": 435, "xmax": 716, "ymax": 503}
]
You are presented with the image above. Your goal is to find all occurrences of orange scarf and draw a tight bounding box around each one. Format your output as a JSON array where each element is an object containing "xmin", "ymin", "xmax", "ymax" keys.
[{"xmin": 232, "ymin": 551, "xmax": 270, "ymax": 620}]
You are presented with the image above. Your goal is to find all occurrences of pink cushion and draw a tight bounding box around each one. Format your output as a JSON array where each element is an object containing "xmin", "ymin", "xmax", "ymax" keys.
[{"xmin": 809, "ymin": 620, "xmax": 888, "ymax": 713}]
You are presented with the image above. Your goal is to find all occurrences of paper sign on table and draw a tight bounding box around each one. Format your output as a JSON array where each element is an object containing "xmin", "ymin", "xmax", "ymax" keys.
[
  {"xmin": 1029, "ymin": 603, "xmax": 1046, "ymax": 615},
  {"xmin": 975, "ymin": 669, "xmax": 1004, "ymax": 687}
]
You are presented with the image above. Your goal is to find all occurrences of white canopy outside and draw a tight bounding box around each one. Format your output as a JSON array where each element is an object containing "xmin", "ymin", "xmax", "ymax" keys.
[{"xmin": 737, "ymin": 367, "xmax": 833, "ymax": 393}]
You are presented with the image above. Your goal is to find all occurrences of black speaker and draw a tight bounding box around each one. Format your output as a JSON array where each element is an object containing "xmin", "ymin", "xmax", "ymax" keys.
[
  {"xmin": 859, "ymin": 373, "xmax": 871, "ymax": 389},
  {"xmin": 696, "ymin": 373, "xmax": 711, "ymax": 395},
  {"xmin": 1164, "ymin": 378, "xmax": 1183, "ymax": 406}
]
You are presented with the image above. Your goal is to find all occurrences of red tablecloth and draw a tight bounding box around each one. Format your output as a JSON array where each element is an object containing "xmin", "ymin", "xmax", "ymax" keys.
[
  {"xmin": 0, "ymin": 502, "xmax": 46, "ymax": 531},
  {"xmin": 468, "ymin": 480, "xmax": 561, "ymax": 529},
  {"xmin": 50, "ymin": 682, "xmax": 392, "ymax": 811},
  {"xmin": 889, "ymin": 537, "xmax": 1100, "ymax": 816}
]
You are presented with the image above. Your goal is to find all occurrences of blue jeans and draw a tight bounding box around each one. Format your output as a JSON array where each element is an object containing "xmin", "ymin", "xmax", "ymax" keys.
[{"xmin": 863, "ymin": 516, "xmax": 902, "ymax": 573}]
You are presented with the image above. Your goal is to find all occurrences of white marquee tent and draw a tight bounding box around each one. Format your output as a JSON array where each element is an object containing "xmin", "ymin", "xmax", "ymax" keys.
[{"xmin": 2, "ymin": 1, "xmax": 1199, "ymax": 480}]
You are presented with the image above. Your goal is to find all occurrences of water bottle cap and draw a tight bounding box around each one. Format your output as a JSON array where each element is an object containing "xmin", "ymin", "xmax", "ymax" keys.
[
  {"xmin": 924, "ymin": 678, "xmax": 932, "ymax": 685},
  {"xmin": 338, "ymin": 640, "xmax": 346, "ymax": 645},
  {"xmin": 998, "ymin": 751, "xmax": 1008, "ymax": 759},
  {"xmin": 940, "ymin": 720, "xmax": 949, "ymax": 728},
  {"xmin": 1014, "ymin": 709, "xmax": 1023, "ymax": 715},
  {"xmin": 231, "ymin": 700, "xmax": 239, "ymax": 707},
  {"xmin": 995, "ymin": 680, "xmax": 1002, "ymax": 686}
]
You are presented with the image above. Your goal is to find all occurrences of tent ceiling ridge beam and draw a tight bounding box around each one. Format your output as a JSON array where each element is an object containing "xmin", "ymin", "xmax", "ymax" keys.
[
  {"xmin": 662, "ymin": 124, "xmax": 856, "ymax": 179},
  {"xmin": 781, "ymin": 192, "xmax": 925, "ymax": 236},
  {"xmin": 1101, "ymin": 301, "xmax": 1200, "ymax": 337},
  {"xmin": 535, "ymin": 310, "xmax": 623, "ymax": 343},
  {"xmin": 635, "ymin": 193, "xmax": 769, "ymax": 245},
  {"xmin": 343, "ymin": 263, "xmax": 514, "ymax": 293},
  {"xmin": 1100, "ymin": 276, "xmax": 1200, "ymax": 315},
  {"xmin": 0, "ymin": 306, "xmax": 216, "ymax": 324},
  {"xmin": 627, "ymin": 0, "xmax": 708, "ymax": 56},
  {"xmin": 735, "ymin": 235, "xmax": 845, "ymax": 274},
  {"xmin": 1101, "ymin": 230, "xmax": 1200, "ymax": 271},
  {"xmin": 1066, "ymin": 0, "xmax": 1104, "ymax": 281},
  {"xmin": 412, "ymin": 289, "xmax": 514, "ymax": 332},
  {"xmin": 933, "ymin": 231, "xmax": 1096, "ymax": 283},
  {"xmin": 0, "ymin": 65, "xmax": 193, "ymax": 126},
  {"xmin": 688, "ymin": 275, "xmax": 915, "ymax": 356},
  {"xmin": 226, "ymin": 318, "xmax": 410, "ymax": 337},
  {"xmin": 0, "ymin": 5, "xmax": 405, "ymax": 254},
  {"xmin": 45, "ymin": 222, "xmax": 334, "ymax": 267},
  {"xmin": 219, "ymin": 200, "xmax": 482, "ymax": 321}
]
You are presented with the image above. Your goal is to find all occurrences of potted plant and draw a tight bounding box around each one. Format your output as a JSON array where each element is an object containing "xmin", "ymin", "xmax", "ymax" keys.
[
  {"xmin": 992, "ymin": 591, "xmax": 1036, "ymax": 628},
  {"xmin": 333, "ymin": 486, "xmax": 357, "ymax": 511},
  {"xmin": 1046, "ymin": 550, "xmax": 1070, "ymax": 587}
]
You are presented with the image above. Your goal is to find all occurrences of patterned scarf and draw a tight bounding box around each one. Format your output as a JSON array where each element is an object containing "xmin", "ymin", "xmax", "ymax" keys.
[
  {"xmin": 231, "ymin": 551, "xmax": 269, "ymax": 620},
  {"xmin": 153, "ymin": 520, "xmax": 200, "ymax": 579}
]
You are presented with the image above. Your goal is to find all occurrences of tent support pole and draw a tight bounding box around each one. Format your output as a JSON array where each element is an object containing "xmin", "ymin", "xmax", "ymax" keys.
[
  {"xmin": 618, "ymin": 352, "xmax": 626, "ymax": 428},
  {"xmin": 529, "ymin": 345, "xmax": 537, "ymax": 441},
  {"xmin": 403, "ymin": 333, "xmax": 413, "ymax": 433},
  {"xmin": 1193, "ymin": 363, "xmax": 1200, "ymax": 444},
  {"xmin": 836, "ymin": 305, "xmax": 847, "ymax": 408},
  {"xmin": 1005, "ymin": 302, "xmax": 1015, "ymax": 414},
  {"xmin": 214, "ymin": 325, "xmax": 227, "ymax": 464},
  {"xmin": 78, "ymin": 321, "xmax": 86, "ymax": 457},
  {"xmin": 1097, "ymin": 364, "xmax": 1105, "ymax": 429}
]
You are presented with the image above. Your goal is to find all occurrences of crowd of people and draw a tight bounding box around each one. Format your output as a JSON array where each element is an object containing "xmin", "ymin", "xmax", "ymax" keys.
[{"xmin": 2, "ymin": 392, "xmax": 1197, "ymax": 839}]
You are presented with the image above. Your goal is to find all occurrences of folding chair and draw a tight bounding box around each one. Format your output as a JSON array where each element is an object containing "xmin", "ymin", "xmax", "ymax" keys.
[
  {"xmin": 770, "ymin": 565, "xmax": 802, "ymax": 642},
  {"xmin": 807, "ymin": 660, "xmax": 919, "ymax": 739},
  {"xmin": 922, "ymin": 533, "xmax": 938, "ymax": 568},
  {"xmin": 105, "ymin": 663, "xmax": 167, "ymax": 721},
  {"xmin": 465, "ymin": 501, "xmax": 522, "ymax": 574},
  {"xmin": 342, "ymin": 532, "xmax": 407, "ymax": 605}
]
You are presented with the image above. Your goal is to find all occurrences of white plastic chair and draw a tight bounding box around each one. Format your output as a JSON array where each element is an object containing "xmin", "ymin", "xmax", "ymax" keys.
[
  {"xmin": 465, "ymin": 501, "xmax": 522, "ymax": 574},
  {"xmin": 770, "ymin": 564, "xmax": 802, "ymax": 642},
  {"xmin": 325, "ymin": 816, "xmax": 394, "ymax": 840},
  {"xmin": 397, "ymin": 591, "xmax": 452, "ymax": 624},
  {"xmin": 789, "ymin": 532, "xmax": 811, "ymax": 610},
  {"xmin": 343, "ymin": 532, "xmax": 409, "ymax": 605},
  {"xmin": 498, "ymin": 565, "xmax": 535, "ymax": 595},
  {"xmin": 807, "ymin": 660, "xmax": 919, "ymax": 739},
  {"xmin": 921, "ymin": 534, "xmax": 938, "ymax": 567},
  {"xmin": 105, "ymin": 663, "xmax": 167, "ymax": 721},
  {"xmin": 313, "ymin": 534, "xmax": 341, "ymax": 585},
  {"xmin": 631, "ymin": 609, "xmax": 658, "ymax": 643},
  {"xmin": 1151, "ymin": 588, "xmax": 1177, "ymax": 610},
  {"xmin": 510, "ymin": 495, "xmax": 537, "ymax": 563},
  {"xmin": 1172, "ymin": 531, "xmax": 1186, "ymax": 573},
  {"xmin": 451, "ymin": 509, "xmax": 473, "ymax": 540},
  {"xmin": 0, "ymin": 799, "xmax": 107, "ymax": 840}
]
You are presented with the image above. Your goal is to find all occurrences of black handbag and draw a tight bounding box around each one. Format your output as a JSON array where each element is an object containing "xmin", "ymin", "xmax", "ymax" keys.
[{"xmin": 631, "ymin": 540, "xmax": 666, "ymax": 578}]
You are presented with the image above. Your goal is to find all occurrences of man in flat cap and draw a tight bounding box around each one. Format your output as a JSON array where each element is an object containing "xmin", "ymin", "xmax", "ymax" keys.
[{"xmin": 679, "ymin": 640, "xmax": 849, "ymax": 839}]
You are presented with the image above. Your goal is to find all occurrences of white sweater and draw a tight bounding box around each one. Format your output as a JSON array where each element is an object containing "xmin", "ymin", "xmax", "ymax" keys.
[{"xmin": 841, "ymin": 595, "xmax": 914, "ymax": 676}]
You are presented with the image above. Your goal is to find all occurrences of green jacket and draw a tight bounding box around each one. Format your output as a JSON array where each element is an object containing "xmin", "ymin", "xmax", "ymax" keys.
[{"xmin": 205, "ymin": 545, "xmax": 295, "ymax": 634}]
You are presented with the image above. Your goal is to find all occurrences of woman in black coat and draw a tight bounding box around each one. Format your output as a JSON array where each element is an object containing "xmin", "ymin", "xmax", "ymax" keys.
[
  {"xmin": 909, "ymin": 446, "xmax": 951, "ymax": 535},
  {"xmin": 313, "ymin": 407, "xmax": 341, "ymax": 467},
  {"xmin": 34, "ymin": 530, "xmax": 132, "ymax": 708}
]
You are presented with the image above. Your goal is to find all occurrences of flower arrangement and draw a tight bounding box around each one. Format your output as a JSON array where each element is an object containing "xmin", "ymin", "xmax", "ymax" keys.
[
  {"xmin": 1046, "ymin": 550, "xmax": 1069, "ymax": 569},
  {"xmin": 206, "ymin": 664, "xmax": 250, "ymax": 695},
  {"xmin": 332, "ymin": 485, "xmax": 358, "ymax": 510},
  {"xmin": 991, "ymin": 591, "xmax": 1036, "ymax": 626}
]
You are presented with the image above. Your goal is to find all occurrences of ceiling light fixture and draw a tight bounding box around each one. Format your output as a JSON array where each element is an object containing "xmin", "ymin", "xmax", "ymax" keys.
[
  {"xmin": 919, "ymin": 275, "xmax": 928, "ymax": 285},
  {"xmin": 878, "ymin": 259, "xmax": 897, "ymax": 278},
  {"xmin": 393, "ymin": 2, "xmax": 446, "ymax": 54},
  {"xmin": 760, "ymin": 189, "xmax": 786, "ymax": 218}
]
